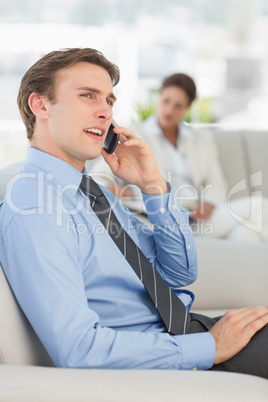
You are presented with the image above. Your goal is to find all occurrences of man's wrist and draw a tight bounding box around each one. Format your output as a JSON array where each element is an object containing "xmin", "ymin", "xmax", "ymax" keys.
[{"xmin": 140, "ymin": 177, "xmax": 168, "ymax": 195}]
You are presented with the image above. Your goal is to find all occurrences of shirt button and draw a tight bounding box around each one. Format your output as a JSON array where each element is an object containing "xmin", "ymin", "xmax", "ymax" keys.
[
  {"xmin": 172, "ymin": 204, "xmax": 176, "ymax": 210},
  {"xmin": 160, "ymin": 208, "xmax": 166, "ymax": 214},
  {"xmin": 187, "ymin": 245, "xmax": 191, "ymax": 250}
]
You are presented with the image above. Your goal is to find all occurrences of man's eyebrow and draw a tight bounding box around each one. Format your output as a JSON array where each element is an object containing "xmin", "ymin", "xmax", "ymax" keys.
[{"xmin": 77, "ymin": 87, "xmax": 117, "ymax": 102}]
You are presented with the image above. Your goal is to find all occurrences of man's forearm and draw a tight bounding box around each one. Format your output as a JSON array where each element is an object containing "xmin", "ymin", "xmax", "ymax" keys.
[{"xmin": 141, "ymin": 185, "xmax": 198, "ymax": 288}]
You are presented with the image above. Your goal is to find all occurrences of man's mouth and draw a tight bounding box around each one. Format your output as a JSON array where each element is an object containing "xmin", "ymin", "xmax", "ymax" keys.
[
  {"xmin": 84, "ymin": 128, "xmax": 103, "ymax": 137},
  {"xmin": 84, "ymin": 127, "xmax": 106, "ymax": 142}
]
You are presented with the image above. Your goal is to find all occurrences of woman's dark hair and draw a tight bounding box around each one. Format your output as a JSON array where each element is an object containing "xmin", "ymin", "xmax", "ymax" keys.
[{"xmin": 161, "ymin": 73, "xmax": 196, "ymax": 105}]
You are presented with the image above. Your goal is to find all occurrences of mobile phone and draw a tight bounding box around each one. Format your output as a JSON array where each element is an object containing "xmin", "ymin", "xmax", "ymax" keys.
[{"xmin": 103, "ymin": 123, "xmax": 119, "ymax": 154}]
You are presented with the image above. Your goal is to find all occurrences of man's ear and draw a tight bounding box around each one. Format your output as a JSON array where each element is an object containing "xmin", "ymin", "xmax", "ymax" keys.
[{"xmin": 28, "ymin": 93, "xmax": 50, "ymax": 119}]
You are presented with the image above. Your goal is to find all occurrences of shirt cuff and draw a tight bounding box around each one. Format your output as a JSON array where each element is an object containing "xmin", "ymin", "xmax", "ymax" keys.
[
  {"xmin": 142, "ymin": 183, "xmax": 189, "ymax": 226},
  {"xmin": 178, "ymin": 332, "xmax": 216, "ymax": 370}
]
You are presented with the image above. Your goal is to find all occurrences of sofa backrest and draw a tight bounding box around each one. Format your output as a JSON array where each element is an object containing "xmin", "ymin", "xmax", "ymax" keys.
[
  {"xmin": 190, "ymin": 238, "xmax": 268, "ymax": 310},
  {"xmin": 212, "ymin": 129, "xmax": 268, "ymax": 199},
  {"xmin": 0, "ymin": 263, "xmax": 53, "ymax": 366},
  {"xmin": 0, "ymin": 129, "xmax": 268, "ymax": 201},
  {"xmin": 245, "ymin": 130, "xmax": 268, "ymax": 198},
  {"xmin": 0, "ymin": 162, "xmax": 24, "ymax": 201}
]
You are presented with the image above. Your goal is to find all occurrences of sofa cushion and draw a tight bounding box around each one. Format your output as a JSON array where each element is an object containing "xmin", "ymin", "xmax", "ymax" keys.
[
  {"xmin": 0, "ymin": 365, "xmax": 267, "ymax": 402},
  {"xmin": 0, "ymin": 264, "xmax": 53, "ymax": 366}
]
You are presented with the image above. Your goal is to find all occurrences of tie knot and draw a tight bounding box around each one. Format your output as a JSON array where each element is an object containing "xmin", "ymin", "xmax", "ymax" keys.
[{"xmin": 80, "ymin": 175, "xmax": 103, "ymax": 198}]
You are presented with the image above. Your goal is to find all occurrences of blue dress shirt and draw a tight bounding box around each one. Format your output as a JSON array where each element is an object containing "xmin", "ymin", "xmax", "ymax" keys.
[{"xmin": 0, "ymin": 147, "xmax": 215, "ymax": 369}]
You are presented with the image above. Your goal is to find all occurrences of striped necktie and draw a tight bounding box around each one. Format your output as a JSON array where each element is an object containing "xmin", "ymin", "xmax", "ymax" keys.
[{"xmin": 80, "ymin": 175, "xmax": 190, "ymax": 335}]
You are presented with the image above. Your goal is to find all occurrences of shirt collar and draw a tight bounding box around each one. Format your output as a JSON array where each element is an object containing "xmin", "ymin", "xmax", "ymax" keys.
[
  {"xmin": 179, "ymin": 121, "xmax": 194, "ymax": 140},
  {"xmin": 24, "ymin": 147, "xmax": 87, "ymax": 193}
]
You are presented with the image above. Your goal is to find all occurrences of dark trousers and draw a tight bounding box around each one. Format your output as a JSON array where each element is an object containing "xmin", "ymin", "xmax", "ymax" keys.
[{"xmin": 189, "ymin": 312, "xmax": 268, "ymax": 379}]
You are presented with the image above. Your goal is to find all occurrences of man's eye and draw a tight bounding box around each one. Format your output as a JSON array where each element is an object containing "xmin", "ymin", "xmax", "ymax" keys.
[
  {"xmin": 81, "ymin": 94, "xmax": 92, "ymax": 99},
  {"xmin": 106, "ymin": 99, "xmax": 113, "ymax": 106}
]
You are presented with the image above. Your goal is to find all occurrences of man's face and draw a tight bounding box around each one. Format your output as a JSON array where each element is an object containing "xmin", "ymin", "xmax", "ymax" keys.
[
  {"xmin": 43, "ymin": 62, "xmax": 115, "ymax": 171},
  {"xmin": 156, "ymin": 86, "xmax": 190, "ymax": 130}
]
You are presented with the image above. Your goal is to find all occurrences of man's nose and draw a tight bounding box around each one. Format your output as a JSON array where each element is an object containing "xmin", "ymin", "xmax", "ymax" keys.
[{"xmin": 94, "ymin": 100, "xmax": 113, "ymax": 120}]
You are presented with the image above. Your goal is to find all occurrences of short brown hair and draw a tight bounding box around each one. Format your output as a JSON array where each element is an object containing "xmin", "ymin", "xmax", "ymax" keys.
[
  {"xmin": 17, "ymin": 48, "xmax": 120, "ymax": 140},
  {"xmin": 161, "ymin": 73, "xmax": 196, "ymax": 105}
]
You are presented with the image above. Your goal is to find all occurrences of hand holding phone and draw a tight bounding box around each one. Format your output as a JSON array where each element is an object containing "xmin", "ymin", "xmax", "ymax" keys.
[{"xmin": 103, "ymin": 123, "xmax": 119, "ymax": 154}]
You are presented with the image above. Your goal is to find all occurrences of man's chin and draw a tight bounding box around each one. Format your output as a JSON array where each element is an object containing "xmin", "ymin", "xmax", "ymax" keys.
[{"xmin": 84, "ymin": 150, "xmax": 103, "ymax": 162}]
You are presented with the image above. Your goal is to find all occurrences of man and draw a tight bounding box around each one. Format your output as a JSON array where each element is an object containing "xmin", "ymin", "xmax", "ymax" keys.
[{"xmin": 0, "ymin": 48, "xmax": 267, "ymax": 376}]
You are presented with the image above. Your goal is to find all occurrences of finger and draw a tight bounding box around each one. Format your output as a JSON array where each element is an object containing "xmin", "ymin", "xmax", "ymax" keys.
[
  {"xmin": 117, "ymin": 132, "xmax": 128, "ymax": 144},
  {"xmin": 237, "ymin": 306, "xmax": 268, "ymax": 320},
  {"xmin": 122, "ymin": 137, "xmax": 145, "ymax": 148},
  {"xmin": 244, "ymin": 312, "xmax": 268, "ymax": 339},
  {"xmin": 113, "ymin": 126, "xmax": 137, "ymax": 141},
  {"xmin": 113, "ymin": 127, "xmax": 148, "ymax": 149},
  {"xmin": 101, "ymin": 149, "xmax": 119, "ymax": 172},
  {"xmin": 224, "ymin": 306, "xmax": 268, "ymax": 328},
  {"xmin": 114, "ymin": 132, "xmax": 145, "ymax": 149},
  {"xmin": 223, "ymin": 307, "xmax": 261, "ymax": 320},
  {"xmin": 243, "ymin": 306, "xmax": 268, "ymax": 324}
]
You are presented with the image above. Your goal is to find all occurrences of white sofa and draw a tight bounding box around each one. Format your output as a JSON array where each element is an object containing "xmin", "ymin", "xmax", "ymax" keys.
[
  {"xmin": 0, "ymin": 128, "xmax": 268, "ymax": 400},
  {"xmin": 1, "ymin": 259, "xmax": 268, "ymax": 401}
]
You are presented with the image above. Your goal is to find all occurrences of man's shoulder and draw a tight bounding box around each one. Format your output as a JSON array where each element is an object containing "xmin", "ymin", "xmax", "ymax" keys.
[
  {"xmin": 0, "ymin": 164, "xmax": 76, "ymax": 241},
  {"xmin": 0, "ymin": 164, "xmax": 60, "ymax": 227}
]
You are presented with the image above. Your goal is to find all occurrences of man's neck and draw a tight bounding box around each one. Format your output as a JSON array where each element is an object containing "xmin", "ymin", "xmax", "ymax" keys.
[{"xmin": 30, "ymin": 137, "xmax": 85, "ymax": 173}]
